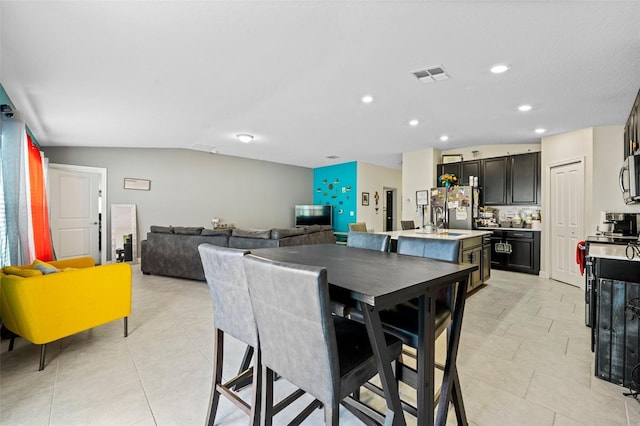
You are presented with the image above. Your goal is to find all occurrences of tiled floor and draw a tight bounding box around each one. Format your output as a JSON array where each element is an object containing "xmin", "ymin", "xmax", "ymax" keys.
[{"xmin": 2, "ymin": 266, "xmax": 640, "ymax": 425}]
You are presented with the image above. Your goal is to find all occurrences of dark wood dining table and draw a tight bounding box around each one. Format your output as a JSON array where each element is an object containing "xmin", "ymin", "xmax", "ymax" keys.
[{"xmin": 251, "ymin": 243, "xmax": 476, "ymax": 426}]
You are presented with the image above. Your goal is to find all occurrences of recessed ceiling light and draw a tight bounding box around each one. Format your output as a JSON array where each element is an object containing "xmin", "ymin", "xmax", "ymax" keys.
[
  {"xmin": 534, "ymin": 128, "xmax": 546, "ymax": 134},
  {"xmin": 490, "ymin": 64, "xmax": 511, "ymax": 74},
  {"xmin": 361, "ymin": 95, "xmax": 373, "ymax": 104},
  {"xmin": 409, "ymin": 119, "xmax": 419, "ymax": 126},
  {"xmin": 440, "ymin": 135, "xmax": 449, "ymax": 142},
  {"xmin": 236, "ymin": 133, "xmax": 254, "ymax": 143},
  {"xmin": 518, "ymin": 104, "xmax": 532, "ymax": 112}
]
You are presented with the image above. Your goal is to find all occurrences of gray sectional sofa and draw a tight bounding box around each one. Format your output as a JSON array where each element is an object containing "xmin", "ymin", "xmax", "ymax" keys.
[{"xmin": 140, "ymin": 225, "xmax": 336, "ymax": 281}]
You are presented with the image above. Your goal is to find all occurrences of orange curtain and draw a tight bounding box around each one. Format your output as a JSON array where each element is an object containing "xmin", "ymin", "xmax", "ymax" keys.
[{"xmin": 27, "ymin": 134, "xmax": 54, "ymax": 261}]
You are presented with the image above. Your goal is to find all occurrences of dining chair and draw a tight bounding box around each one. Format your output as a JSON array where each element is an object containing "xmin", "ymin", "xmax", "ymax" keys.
[
  {"xmin": 400, "ymin": 220, "xmax": 417, "ymax": 230},
  {"xmin": 350, "ymin": 236, "xmax": 461, "ymax": 417},
  {"xmin": 243, "ymin": 254, "xmax": 404, "ymax": 425},
  {"xmin": 346, "ymin": 231, "xmax": 390, "ymax": 252},
  {"xmin": 198, "ymin": 244, "xmax": 308, "ymax": 426},
  {"xmin": 347, "ymin": 222, "xmax": 367, "ymax": 232}
]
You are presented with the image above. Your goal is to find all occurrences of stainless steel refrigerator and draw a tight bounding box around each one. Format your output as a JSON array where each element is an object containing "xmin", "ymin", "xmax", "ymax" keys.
[{"xmin": 430, "ymin": 186, "xmax": 479, "ymax": 230}]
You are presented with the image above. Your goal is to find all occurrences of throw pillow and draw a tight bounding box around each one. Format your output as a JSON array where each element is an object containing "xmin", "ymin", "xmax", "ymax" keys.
[
  {"xmin": 150, "ymin": 225, "xmax": 174, "ymax": 234},
  {"xmin": 173, "ymin": 226, "xmax": 204, "ymax": 235},
  {"xmin": 232, "ymin": 229, "xmax": 272, "ymax": 239},
  {"xmin": 32, "ymin": 259, "xmax": 59, "ymax": 275}
]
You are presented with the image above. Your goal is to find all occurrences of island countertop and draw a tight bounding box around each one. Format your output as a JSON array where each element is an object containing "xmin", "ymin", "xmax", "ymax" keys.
[{"xmin": 378, "ymin": 229, "xmax": 492, "ymax": 241}]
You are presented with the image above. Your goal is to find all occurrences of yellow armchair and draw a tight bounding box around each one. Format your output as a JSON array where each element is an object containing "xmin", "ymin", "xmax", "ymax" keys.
[{"xmin": 0, "ymin": 257, "xmax": 132, "ymax": 370}]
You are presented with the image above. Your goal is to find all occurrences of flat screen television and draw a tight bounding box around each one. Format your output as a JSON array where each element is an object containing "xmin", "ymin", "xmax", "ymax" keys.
[{"xmin": 294, "ymin": 204, "xmax": 332, "ymax": 227}]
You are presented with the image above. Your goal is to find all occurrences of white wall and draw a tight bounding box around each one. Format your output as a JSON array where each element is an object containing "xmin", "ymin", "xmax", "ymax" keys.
[
  {"xmin": 593, "ymin": 126, "xmax": 640, "ymax": 218},
  {"xmin": 402, "ymin": 148, "xmax": 439, "ymax": 226},
  {"xmin": 356, "ymin": 162, "xmax": 402, "ymax": 232},
  {"xmin": 442, "ymin": 143, "xmax": 541, "ymax": 160},
  {"xmin": 43, "ymin": 147, "xmax": 313, "ymax": 258}
]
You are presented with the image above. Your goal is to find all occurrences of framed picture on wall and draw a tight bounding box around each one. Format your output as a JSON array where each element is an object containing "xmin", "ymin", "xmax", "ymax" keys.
[
  {"xmin": 416, "ymin": 190, "xmax": 429, "ymax": 206},
  {"xmin": 362, "ymin": 192, "xmax": 370, "ymax": 206},
  {"xmin": 442, "ymin": 154, "xmax": 463, "ymax": 164}
]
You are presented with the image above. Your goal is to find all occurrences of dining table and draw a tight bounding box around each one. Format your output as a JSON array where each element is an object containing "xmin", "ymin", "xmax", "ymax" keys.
[{"xmin": 251, "ymin": 243, "xmax": 477, "ymax": 426}]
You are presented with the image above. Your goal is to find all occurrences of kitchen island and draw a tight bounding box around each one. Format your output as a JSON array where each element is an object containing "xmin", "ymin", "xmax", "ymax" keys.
[{"xmin": 378, "ymin": 229, "xmax": 492, "ymax": 292}]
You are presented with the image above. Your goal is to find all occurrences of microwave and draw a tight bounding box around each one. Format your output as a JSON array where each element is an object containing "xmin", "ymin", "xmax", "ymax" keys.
[{"xmin": 620, "ymin": 154, "xmax": 640, "ymax": 204}]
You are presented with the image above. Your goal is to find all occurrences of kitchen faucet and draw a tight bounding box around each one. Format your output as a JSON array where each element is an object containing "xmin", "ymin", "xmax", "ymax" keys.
[{"xmin": 434, "ymin": 206, "xmax": 445, "ymax": 233}]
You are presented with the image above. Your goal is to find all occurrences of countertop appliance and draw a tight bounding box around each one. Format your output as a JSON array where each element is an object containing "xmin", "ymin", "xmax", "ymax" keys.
[
  {"xmin": 602, "ymin": 212, "xmax": 640, "ymax": 237},
  {"xmin": 620, "ymin": 153, "xmax": 640, "ymax": 204}
]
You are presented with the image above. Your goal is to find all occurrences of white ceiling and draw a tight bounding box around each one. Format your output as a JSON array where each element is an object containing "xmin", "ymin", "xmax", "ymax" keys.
[{"xmin": 1, "ymin": 1, "xmax": 639, "ymax": 169}]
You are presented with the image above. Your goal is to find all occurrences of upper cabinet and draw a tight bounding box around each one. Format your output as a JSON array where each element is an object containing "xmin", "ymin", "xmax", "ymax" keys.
[
  {"xmin": 437, "ymin": 160, "xmax": 481, "ymax": 187},
  {"xmin": 482, "ymin": 157, "xmax": 508, "ymax": 205},
  {"xmin": 509, "ymin": 153, "xmax": 540, "ymax": 205},
  {"xmin": 624, "ymin": 88, "xmax": 640, "ymax": 159}
]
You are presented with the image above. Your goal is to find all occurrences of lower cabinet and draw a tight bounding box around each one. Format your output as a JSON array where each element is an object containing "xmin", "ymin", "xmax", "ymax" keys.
[
  {"xmin": 490, "ymin": 230, "xmax": 540, "ymax": 275},
  {"xmin": 459, "ymin": 236, "xmax": 483, "ymax": 291}
]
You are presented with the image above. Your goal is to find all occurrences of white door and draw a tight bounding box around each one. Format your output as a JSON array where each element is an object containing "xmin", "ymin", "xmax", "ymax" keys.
[
  {"xmin": 550, "ymin": 160, "xmax": 584, "ymax": 287},
  {"xmin": 49, "ymin": 165, "xmax": 106, "ymax": 264}
]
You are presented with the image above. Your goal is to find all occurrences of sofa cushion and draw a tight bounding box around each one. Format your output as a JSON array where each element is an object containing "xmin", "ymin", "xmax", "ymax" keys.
[
  {"xmin": 3, "ymin": 266, "xmax": 43, "ymax": 277},
  {"xmin": 271, "ymin": 228, "xmax": 306, "ymax": 239},
  {"xmin": 173, "ymin": 226, "xmax": 204, "ymax": 235},
  {"xmin": 150, "ymin": 225, "xmax": 174, "ymax": 234},
  {"xmin": 201, "ymin": 228, "xmax": 232, "ymax": 237},
  {"xmin": 232, "ymin": 229, "xmax": 272, "ymax": 239},
  {"xmin": 305, "ymin": 224, "xmax": 333, "ymax": 233}
]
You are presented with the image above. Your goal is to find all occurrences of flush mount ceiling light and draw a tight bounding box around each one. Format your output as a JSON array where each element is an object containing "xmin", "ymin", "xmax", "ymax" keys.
[
  {"xmin": 236, "ymin": 133, "xmax": 254, "ymax": 143},
  {"xmin": 490, "ymin": 64, "xmax": 511, "ymax": 74},
  {"xmin": 361, "ymin": 95, "xmax": 374, "ymax": 103},
  {"xmin": 440, "ymin": 135, "xmax": 449, "ymax": 142},
  {"xmin": 534, "ymin": 128, "xmax": 547, "ymax": 134},
  {"xmin": 409, "ymin": 119, "xmax": 419, "ymax": 126},
  {"xmin": 518, "ymin": 104, "xmax": 532, "ymax": 112}
]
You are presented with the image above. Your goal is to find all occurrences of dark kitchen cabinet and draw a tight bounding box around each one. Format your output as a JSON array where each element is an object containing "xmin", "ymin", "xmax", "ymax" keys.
[
  {"xmin": 624, "ymin": 88, "xmax": 640, "ymax": 159},
  {"xmin": 482, "ymin": 157, "xmax": 508, "ymax": 205},
  {"xmin": 482, "ymin": 153, "xmax": 540, "ymax": 206},
  {"xmin": 490, "ymin": 229, "xmax": 540, "ymax": 275},
  {"xmin": 437, "ymin": 163, "xmax": 461, "ymax": 187},
  {"xmin": 509, "ymin": 153, "xmax": 540, "ymax": 205},
  {"xmin": 437, "ymin": 160, "xmax": 482, "ymax": 188}
]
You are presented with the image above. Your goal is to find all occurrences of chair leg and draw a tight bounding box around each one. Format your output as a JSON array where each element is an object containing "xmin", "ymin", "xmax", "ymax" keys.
[
  {"xmin": 38, "ymin": 344, "xmax": 46, "ymax": 371},
  {"xmin": 124, "ymin": 317, "xmax": 128, "ymax": 337},
  {"xmin": 8, "ymin": 335, "xmax": 15, "ymax": 351},
  {"xmin": 324, "ymin": 404, "xmax": 339, "ymax": 426},
  {"xmin": 260, "ymin": 367, "xmax": 275, "ymax": 426},
  {"xmin": 249, "ymin": 348, "xmax": 261, "ymax": 426},
  {"xmin": 233, "ymin": 345, "xmax": 254, "ymax": 391},
  {"xmin": 206, "ymin": 329, "xmax": 224, "ymax": 426}
]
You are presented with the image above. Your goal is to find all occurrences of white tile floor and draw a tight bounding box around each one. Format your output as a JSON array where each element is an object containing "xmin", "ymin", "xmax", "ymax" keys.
[{"xmin": 2, "ymin": 266, "xmax": 640, "ymax": 425}]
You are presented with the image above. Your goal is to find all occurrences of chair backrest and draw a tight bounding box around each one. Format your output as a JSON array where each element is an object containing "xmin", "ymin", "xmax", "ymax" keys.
[
  {"xmin": 346, "ymin": 231, "xmax": 390, "ymax": 252},
  {"xmin": 397, "ymin": 236, "xmax": 459, "ymax": 263},
  {"xmin": 347, "ymin": 222, "xmax": 367, "ymax": 232},
  {"xmin": 198, "ymin": 244, "xmax": 257, "ymax": 347},
  {"xmin": 243, "ymin": 255, "xmax": 338, "ymax": 405},
  {"xmin": 401, "ymin": 220, "xmax": 416, "ymax": 230},
  {"xmin": 396, "ymin": 236, "xmax": 460, "ymax": 309}
]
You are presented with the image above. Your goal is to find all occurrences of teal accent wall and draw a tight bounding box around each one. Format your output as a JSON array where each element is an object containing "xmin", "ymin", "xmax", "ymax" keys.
[{"xmin": 313, "ymin": 162, "xmax": 357, "ymax": 233}]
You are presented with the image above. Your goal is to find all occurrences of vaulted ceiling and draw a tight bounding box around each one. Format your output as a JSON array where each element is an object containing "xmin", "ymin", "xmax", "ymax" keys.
[{"xmin": 1, "ymin": 1, "xmax": 639, "ymax": 169}]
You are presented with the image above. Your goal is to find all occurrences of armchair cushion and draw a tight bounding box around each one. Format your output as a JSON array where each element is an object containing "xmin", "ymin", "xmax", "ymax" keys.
[{"xmin": 2, "ymin": 267, "xmax": 43, "ymax": 278}]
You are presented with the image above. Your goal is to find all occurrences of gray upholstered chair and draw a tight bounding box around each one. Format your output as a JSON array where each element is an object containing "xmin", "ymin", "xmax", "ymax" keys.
[
  {"xmin": 400, "ymin": 220, "xmax": 417, "ymax": 230},
  {"xmin": 242, "ymin": 254, "xmax": 403, "ymax": 425},
  {"xmin": 198, "ymin": 244, "xmax": 307, "ymax": 426},
  {"xmin": 346, "ymin": 231, "xmax": 390, "ymax": 252},
  {"xmin": 347, "ymin": 222, "xmax": 367, "ymax": 232}
]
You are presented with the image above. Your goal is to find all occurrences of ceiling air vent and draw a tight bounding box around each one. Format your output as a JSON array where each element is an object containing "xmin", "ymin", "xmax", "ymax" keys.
[{"xmin": 411, "ymin": 65, "xmax": 450, "ymax": 84}]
